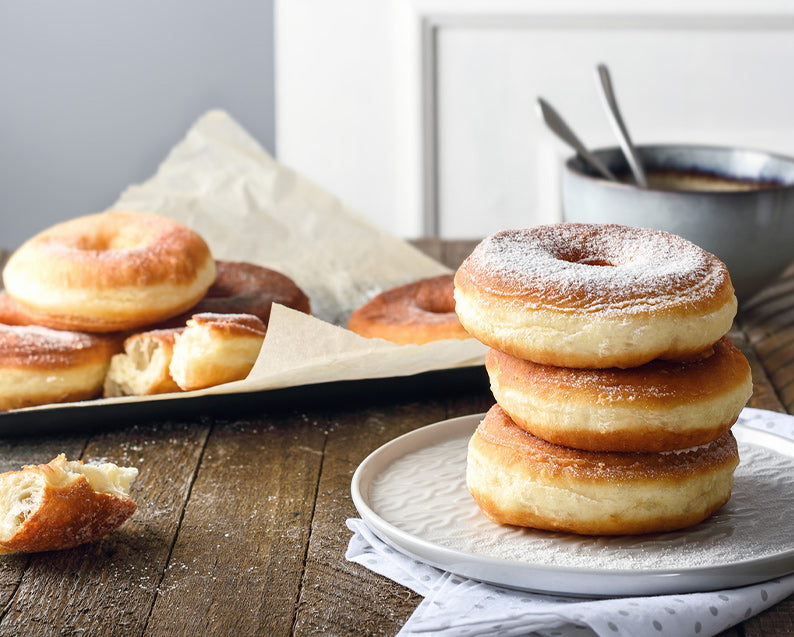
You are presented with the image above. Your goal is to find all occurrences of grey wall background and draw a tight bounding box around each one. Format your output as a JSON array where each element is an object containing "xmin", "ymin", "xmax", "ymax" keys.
[{"xmin": 0, "ymin": 0, "xmax": 276, "ymax": 249}]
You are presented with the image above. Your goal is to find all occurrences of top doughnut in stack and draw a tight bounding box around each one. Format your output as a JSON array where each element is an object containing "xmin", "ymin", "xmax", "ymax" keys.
[{"xmin": 454, "ymin": 223, "xmax": 752, "ymax": 535}]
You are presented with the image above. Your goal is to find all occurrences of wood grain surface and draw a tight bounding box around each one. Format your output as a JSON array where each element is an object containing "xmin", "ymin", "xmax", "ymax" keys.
[{"xmin": 0, "ymin": 243, "xmax": 791, "ymax": 636}]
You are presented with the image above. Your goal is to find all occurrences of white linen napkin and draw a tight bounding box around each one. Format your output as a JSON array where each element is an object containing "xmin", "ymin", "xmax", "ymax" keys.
[{"xmin": 346, "ymin": 408, "xmax": 794, "ymax": 637}]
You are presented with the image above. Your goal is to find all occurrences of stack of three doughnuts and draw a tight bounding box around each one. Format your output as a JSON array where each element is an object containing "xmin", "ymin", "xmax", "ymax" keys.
[{"xmin": 453, "ymin": 223, "xmax": 752, "ymax": 535}]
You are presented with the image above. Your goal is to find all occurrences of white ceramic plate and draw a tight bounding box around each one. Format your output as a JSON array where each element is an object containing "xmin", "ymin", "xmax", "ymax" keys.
[{"xmin": 351, "ymin": 411, "xmax": 794, "ymax": 597}]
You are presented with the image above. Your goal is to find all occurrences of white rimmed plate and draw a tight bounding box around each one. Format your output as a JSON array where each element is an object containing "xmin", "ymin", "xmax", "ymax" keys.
[{"xmin": 351, "ymin": 411, "xmax": 794, "ymax": 597}]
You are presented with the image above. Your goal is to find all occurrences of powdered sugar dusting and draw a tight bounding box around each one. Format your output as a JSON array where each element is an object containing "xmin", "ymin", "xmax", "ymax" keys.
[
  {"xmin": 463, "ymin": 224, "xmax": 730, "ymax": 313},
  {"xmin": 189, "ymin": 312, "xmax": 267, "ymax": 336},
  {"xmin": 0, "ymin": 324, "xmax": 107, "ymax": 366}
]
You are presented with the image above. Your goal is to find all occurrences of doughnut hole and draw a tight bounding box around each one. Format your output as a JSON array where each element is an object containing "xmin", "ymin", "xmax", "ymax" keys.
[
  {"xmin": 573, "ymin": 257, "xmax": 614, "ymax": 267},
  {"xmin": 554, "ymin": 245, "xmax": 617, "ymax": 268},
  {"xmin": 414, "ymin": 277, "xmax": 456, "ymax": 313},
  {"xmin": 41, "ymin": 223, "xmax": 153, "ymax": 252}
]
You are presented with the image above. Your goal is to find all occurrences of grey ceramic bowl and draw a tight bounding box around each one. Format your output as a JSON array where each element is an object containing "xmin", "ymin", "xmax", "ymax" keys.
[{"xmin": 562, "ymin": 144, "xmax": 794, "ymax": 305}]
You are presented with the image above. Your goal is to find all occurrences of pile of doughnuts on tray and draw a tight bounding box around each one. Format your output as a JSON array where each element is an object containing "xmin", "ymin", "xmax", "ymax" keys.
[
  {"xmin": 454, "ymin": 222, "xmax": 753, "ymax": 536},
  {"xmin": 0, "ymin": 210, "xmax": 310, "ymax": 412}
]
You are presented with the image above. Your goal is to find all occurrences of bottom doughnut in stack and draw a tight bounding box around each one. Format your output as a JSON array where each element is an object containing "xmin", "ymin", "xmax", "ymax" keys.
[{"xmin": 467, "ymin": 405, "xmax": 740, "ymax": 536}]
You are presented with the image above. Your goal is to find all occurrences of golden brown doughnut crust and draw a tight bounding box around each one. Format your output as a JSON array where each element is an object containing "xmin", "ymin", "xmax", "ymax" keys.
[
  {"xmin": 466, "ymin": 405, "xmax": 739, "ymax": 535},
  {"xmin": 486, "ymin": 337, "xmax": 752, "ymax": 451},
  {"xmin": 0, "ymin": 455, "xmax": 137, "ymax": 554},
  {"xmin": 0, "ymin": 325, "xmax": 121, "ymax": 411},
  {"xmin": 2, "ymin": 210, "xmax": 217, "ymax": 332},
  {"xmin": 348, "ymin": 274, "xmax": 470, "ymax": 345},
  {"xmin": 185, "ymin": 312, "xmax": 267, "ymax": 337},
  {"xmin": 0, "ymin": 475, "xmax": 134, "ymax": 554},
  {"xmin": 158, "ymin": 260, "xmax": 311, "ymax": 329},
  {"xmin": 454, "ymin": 223, "xmax": 737, "ymax": 368},
  {"xmin": 0, "ymin": 292, "xmax": 36, "ymax": 326}
]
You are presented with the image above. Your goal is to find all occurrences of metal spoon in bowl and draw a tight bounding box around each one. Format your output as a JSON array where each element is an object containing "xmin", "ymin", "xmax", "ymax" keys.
[
  {"xmin": 595, "ymin": 63, "xmax": 647, "ymax": 187},
  {"xmin": 536, "ymin": 97, "xmax": 618, "ymax": 182}
]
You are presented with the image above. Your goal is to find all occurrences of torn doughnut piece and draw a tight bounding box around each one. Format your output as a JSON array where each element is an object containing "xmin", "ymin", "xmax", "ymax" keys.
[
  {"xmin": 103, "ymin": 328, "xmax": 181, "ymax": 397},
  {"xmin": 103, "ymin": 313, "xmax": 267, "ymax": 397},
  {"xmin": 0, "ymin": 455, "xmax": 138, "ymax": 553},
  {"xmin": 169, "ymin": 312, "xmax": 266, "ymax": 391}
]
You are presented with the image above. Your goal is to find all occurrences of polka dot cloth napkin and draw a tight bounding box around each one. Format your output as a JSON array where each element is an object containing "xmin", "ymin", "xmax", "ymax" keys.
[{"xmin": 346, "ymin": 408, "xmax": 794, "ymax": 637}]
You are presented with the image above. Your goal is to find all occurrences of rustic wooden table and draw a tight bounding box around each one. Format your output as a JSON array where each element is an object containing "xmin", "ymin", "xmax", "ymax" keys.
[{"xmin": 0, "ymin": 240, "xmax": 791, "ymax": 636}]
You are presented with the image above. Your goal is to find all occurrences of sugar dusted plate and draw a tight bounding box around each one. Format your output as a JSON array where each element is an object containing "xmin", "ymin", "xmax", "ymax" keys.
[{"xmin": 351, "ymin": 410, "xmax": 794, "ymax": 597}]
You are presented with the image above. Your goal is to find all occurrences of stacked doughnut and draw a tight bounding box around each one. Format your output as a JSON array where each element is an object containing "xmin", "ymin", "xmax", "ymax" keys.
[
  {"xmin": 0, "ymin": 210, "xmax": 311, "ymax": 410},
  {"xmin": 454, "ymin": 223, "xmax": 752, "ymax": 535}
]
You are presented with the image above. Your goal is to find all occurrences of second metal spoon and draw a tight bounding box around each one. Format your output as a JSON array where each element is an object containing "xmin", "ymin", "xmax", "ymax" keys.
[{"xmin": 595, "ymin": 63, "xmax": 647, "ymax": 187}]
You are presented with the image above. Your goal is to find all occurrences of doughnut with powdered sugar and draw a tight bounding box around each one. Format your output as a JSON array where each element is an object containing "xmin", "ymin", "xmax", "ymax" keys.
[
  {"xmin": 486, "ymin": 337, "xmax": 752, "ymax": 452},
  {"xmin": 454, "ymin": 223, "xmax": 737, "ymax": 369},
  {"xmin": 466, "ymin": 405, "xmax": 739, "ymax": 536},
  {"xmin": 2, "ymin": 210, "xmax": 216, "ymax": 333}
]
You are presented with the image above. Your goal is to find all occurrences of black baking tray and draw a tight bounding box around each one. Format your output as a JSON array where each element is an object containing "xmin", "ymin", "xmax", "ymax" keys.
[{"xmin": 0, "ymin": 365, "xmax": 489, "ymax": 437}]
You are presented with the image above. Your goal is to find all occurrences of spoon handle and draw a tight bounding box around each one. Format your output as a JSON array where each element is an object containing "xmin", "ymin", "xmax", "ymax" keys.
[
  {"xmin": 595, "ymin": 64, "xmax": 648, "ymax": 187},
  {"xmin": 536, "ymin": 98, "xmax": 617, "ymax": 182}
]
